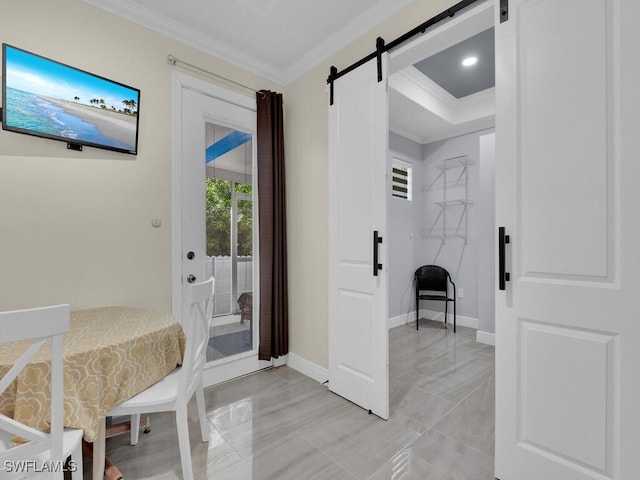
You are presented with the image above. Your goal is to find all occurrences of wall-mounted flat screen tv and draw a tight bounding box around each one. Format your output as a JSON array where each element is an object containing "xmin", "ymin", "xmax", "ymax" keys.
[{"xmin": 2, "ymin": 44, "xmax": 140, "ymax": 155}]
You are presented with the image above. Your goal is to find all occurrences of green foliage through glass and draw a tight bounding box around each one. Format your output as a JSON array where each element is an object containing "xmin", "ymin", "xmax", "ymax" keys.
[
  {"xmin": 206, "ymin": 178, "xmax": 253, "ymax": 257},
  {"xmin": 206, "ymin": 178, "xmax": 231, "ymax": 256}
]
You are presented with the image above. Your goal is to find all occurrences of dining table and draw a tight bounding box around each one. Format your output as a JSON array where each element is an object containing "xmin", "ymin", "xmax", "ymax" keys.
[{"xmin": 0, "ymin": 306, "xmax": 186, "ymax": 479}]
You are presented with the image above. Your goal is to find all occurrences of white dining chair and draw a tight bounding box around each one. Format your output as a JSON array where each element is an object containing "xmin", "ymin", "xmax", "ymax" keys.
[
  {"xmin": 0, "ymin": 304, "xmax": 84, "ymax": 480},
  {"xmin": 107, "ymin": 278, "xmax": 214, "ymax": 480}
]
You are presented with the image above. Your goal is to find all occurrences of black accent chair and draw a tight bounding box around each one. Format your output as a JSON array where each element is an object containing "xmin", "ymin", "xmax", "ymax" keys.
[{"xmin": 414, "ymin": 265, "xmax": 456, "ymax": 332}]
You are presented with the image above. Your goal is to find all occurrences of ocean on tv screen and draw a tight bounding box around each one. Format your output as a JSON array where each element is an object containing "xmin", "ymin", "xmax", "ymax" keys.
[{"xmin": 5, "ymin": 87, "xmax": 137, "ymax": 151}]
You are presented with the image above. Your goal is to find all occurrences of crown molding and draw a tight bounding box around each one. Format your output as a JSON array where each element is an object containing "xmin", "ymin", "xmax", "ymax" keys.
[
  {"xmin": 81, "ymin": 0, "xmax": 288, "ymax": 84},
  {"xmin": 81, "ymin": 0, "xmax": 416, "ymax": 86},
  {"xmin": 282, "ymin": 0, "xmax": 415, "ymax": 83},
  {"xmin": 389, "ymin": 125, "xmax": 427, "ymax": 145}
]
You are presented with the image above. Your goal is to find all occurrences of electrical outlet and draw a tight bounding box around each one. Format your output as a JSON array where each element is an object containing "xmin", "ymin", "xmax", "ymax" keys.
[{"xmin": 458, "ymin": 288, "xmax": 464, "ymax": 298}]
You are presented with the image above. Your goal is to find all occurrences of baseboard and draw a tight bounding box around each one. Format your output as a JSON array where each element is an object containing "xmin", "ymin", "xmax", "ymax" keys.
[
  {"xmin": 476, "ymin": 330, "xmax": 495, "ymax": 346},
  {"xmin": 418, "ymin": 308, "xmax": 478, "ymax": 329},
  {"xmin": 286, "ymin": 352, "xmax": 329, "ymax": 384},
  {"xmin": 400, "ymin": 308, "xmax": 478, "ymax": 330},
  {"xmin": 388, "ymin": 313, "xmax": 411, "ymax": 329},
  {"xmin": 388, "ymin": 310, "xmax": 478, "ymax": 330},
  {"xmin": 272, "ymin": 354, "xmax": 287, "ymax": 367},
  {"xmin": 387, "ymin": 308, "xmax": 478, "ymax": 330}
]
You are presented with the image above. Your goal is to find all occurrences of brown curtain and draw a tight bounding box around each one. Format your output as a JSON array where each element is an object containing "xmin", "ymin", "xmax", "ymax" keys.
[{"xmin": 256, "ymin": 90, "xmax": 288, "ymax": 360}]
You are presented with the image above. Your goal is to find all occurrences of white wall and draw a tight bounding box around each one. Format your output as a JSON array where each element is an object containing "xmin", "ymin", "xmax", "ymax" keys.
[
  {"xmin": 418, "ymin": 128, "xmax": 494, "ymax": 322},
  {"xmin": 388, "ymin": 129, "xmax": 496, "ymax": 334},
  {"xmin": 388, "ymin": 132, "xmax": 423, "ymax": 318},
  {"xmin": 0, "ymin": 0, "xmax": 278, "ymax": 312}
]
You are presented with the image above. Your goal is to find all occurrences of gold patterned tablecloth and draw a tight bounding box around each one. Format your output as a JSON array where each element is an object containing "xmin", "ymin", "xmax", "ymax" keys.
[{"xmin": 0, "ymin": 307, "xmax": 186, "ymax": 442}]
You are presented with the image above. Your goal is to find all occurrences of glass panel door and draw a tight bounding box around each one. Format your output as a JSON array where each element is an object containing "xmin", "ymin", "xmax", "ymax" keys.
[
  {"xmin": 235, "ymin": 191, "xmax": 253, "ymax": 353},
  {"xmin": 204, "ymin": 122, "xmax": 255, "ymax": 363},
  {"xmin": 179, "ymin": 84, "xmax": 269, "ymax": 388}
]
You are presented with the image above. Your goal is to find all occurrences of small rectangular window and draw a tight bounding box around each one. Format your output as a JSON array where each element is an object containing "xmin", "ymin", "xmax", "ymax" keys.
[{"xmin": 392, "ymin": 159, "xmax": 412, "ymax": 201}]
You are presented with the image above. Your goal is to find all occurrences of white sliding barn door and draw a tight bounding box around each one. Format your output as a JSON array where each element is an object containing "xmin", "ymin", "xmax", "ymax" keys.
[
  {"xmin": 495, "ymin": 0, "xmax": 640, "ymax": 479},
  {"xmin": 328, "ymin": 56, "xmax": 389, "ymax": 419}
]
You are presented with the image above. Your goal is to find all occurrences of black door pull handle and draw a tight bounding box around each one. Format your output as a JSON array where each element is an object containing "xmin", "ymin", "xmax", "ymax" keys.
[
  {"xmin": 498, "ymin": 227, "xmax": 510, "ymax": 290},
  {"xmin": 373, "ymin": 231, "xmax": 383, "ymax": 276}
]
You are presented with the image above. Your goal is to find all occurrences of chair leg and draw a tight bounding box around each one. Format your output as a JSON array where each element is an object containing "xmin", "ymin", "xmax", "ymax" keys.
[
  {"xmin": 92, "ymin": 417, "xmax": 106, "ymax": 480},
  {"xmin": 71, "ymin": 440, "xmax": 83, "ymax": 480},
  {"xmin": 130, "ymin": 414, "xmax": 140, "ymax": 445},
  {"xmin": 416, "ymin": 289, "xmax": 419, "ymax": 330},
  {"xmin": 453, "ymin": 297, "xmax": 456, "ymax": 333},
  {"xmin": 445, "ymin": 299, "xmax": 448, "ymax": 326},
  {"xmin": 195, "ymin": 386, "xmax": 209, "ymax": 443},
  {"xmin": 175, "ymin": 405, "xmax": 194, "ymax": 480}
]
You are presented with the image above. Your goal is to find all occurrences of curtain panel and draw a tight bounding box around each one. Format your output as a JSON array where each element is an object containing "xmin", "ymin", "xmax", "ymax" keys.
[{"xmin": 256, "ymin": 91, "xmax": 289, "ymax": 360}]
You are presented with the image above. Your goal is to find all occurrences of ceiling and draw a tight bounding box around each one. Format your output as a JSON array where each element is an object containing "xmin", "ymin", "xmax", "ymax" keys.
[
  {"xmin": 413, "ymin": 27, "xmax": 494, "ymax": 99},
  {"xmin": 80, "ymin": 0, "xmax": 415, "ymax": 85},
  {"xmin": 81, "ymin": 0, "xmax": 495, "ymax": 145},
  {"xmin": 388, "ymin": 2, "xmax": 495, "ymax": 144}
]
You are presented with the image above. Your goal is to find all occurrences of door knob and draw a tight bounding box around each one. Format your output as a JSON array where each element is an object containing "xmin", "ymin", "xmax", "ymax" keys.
[
  {"xmin": 186, "ymin": 251, "xmax": 195, "ymax": 260},
  {"xmin": 187, "ymin": 275, "xmax": 196, "ymax": 284}
]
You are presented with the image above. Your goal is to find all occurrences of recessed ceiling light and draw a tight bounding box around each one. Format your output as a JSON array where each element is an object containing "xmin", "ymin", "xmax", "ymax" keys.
[{"xmin": 462, "ymin": 56, "xmax": 478, "ymax": 67}]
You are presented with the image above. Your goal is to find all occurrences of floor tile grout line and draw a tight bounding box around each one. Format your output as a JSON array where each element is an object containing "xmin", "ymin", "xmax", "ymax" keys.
[
  {"xmin": 429, "ymin": 427, "xmax": 496, "ymax": 461},
  {"xmin": 390, "ymin": 385, "xmax": 458, "ymax": 433},
  {"xmin": 443, "ymin": 371, "xmax": 494, "ymax": 410},
  {"xmin": 303, "ymin": 408, "xmax": 423, "ymax": 480},
  {"xmin": 392, "ymin": 345, "xmax": 489, "ymax": 380},
  {"xmin": 392, "ymin": 362, "xmax": 494, "ymax": 409},
  {"xmin": 209, "ymin": 388, "xmax": 362, "ymax": 472},
  {"xmin": 298, "ymin": 426, "xmax": 367, "ymax": 479},
  {"xmin": 293, "ymin": 432, "xmax": 362, "ymax": 480},
  {"xmin": 430, "ymin": 375, "xmax": 496, "ymax": 459},
  {"xmin": 205, "ymin": 416, "xmax": 254, "ymax": 466},
  {"xmin": 288, "ymin": 431, "xmax": 361, "ymax": 479},
  {"xmin": 412, "ymin": 373, "xmax": 495, "ymax": 435}
]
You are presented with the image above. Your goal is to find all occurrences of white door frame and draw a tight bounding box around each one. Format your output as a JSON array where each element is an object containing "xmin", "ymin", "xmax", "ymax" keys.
[{"xmin": 171, "ymin": 71, "xmax": 270, "ymax": 386}]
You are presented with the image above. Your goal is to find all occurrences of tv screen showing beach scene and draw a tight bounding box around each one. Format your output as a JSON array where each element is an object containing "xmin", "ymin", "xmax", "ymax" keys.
[{"xmin": 2, "ymin": 44, "xmax": 140, "ymax": 155}]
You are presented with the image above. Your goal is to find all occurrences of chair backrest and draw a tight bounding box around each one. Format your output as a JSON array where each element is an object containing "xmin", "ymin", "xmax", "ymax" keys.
[
  {"xmin": 179, "ymin": 278, "xmax": 214, "ymax": 398},
  {"xmin": 0, "ymin": 304, "xmax": 70, "ymax": 478},
  {"xmin": 415, "ymin": 265, "xmax": 451, "ymax": 293}
]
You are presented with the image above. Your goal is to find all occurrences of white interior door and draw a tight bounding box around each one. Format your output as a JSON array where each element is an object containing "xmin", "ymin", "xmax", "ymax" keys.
[
  {"xmin": 495, "ymin": 1, "xmax": 640, "ymax": 478},
  {"xmin": 173, "ymin": 73, "xmax": 270, "ymax": 387},
  {"xmin": 328, "ymin": 56, "xmax": 389, "ymax": 419}
]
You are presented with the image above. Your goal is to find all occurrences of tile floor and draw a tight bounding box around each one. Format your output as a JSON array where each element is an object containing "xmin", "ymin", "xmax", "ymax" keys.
[{"xmin": 95, "ymin": 319, "xmax": 495, "ymax": 479}]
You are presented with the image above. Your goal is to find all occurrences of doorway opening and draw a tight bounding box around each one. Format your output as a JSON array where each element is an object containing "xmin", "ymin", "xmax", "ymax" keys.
[
  {"xmin": 386, "ymin": 0, "xmax": 497, "ymax": 469},
  {"xmin": 387, "ymin": 0, "xmax": 496, "ymax": 342},
  {"xmin": 326, "ymin": 0, "xmax": 496, "ymax": 425}
]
